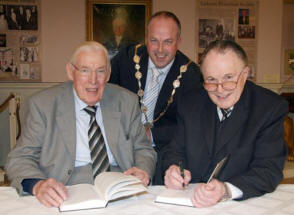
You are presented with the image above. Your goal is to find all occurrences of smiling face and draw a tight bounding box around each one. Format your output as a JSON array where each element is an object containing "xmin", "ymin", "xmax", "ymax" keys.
[
  {"xmin": 146, "ymin": 16, "xmax": 181, "ymax": 68},
  {"xmin": 66, "ymin": 49, "xmax": 110, "ymax": 106},
  {"xmin": 201, "ymin": 49, "xmax": 249, "ymax": 109}
]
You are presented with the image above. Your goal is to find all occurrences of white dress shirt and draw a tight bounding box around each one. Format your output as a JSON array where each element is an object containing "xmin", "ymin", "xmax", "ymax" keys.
[
  {"xmin": 142, "ymin": 58, "xmax": 175, "ymax": 145},
  {"xmin": 73, "ymin": 89, "xmax": 117, "ymax": 167}
]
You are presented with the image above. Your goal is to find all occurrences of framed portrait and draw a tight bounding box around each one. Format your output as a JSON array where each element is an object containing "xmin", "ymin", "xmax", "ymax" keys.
[{"xmin": 86, "ymin": 0, "xmax": 152, "ymax": 59}]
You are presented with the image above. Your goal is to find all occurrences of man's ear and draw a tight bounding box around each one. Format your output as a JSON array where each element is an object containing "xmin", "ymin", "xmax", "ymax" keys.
[
  {"xmin": 243, "ymin": 65, "xmax": 250, "ymax": 80},
  {"xmin": 106, "ymin": 67, "xmax": 111, "ymax": 82},
  {"xmin": 177, "ymin": 36, "xmax": 182, "ymax": 44},
  {"xmin": 66, "ymin": 63, "xmax": 74, "ymax": 81}
]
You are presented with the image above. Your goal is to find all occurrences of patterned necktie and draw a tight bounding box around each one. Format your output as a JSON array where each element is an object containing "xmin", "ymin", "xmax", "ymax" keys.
[
  {"xmin": 84, "ymin": 106, "xmax": 110, "ymax": 178},
  {"xmin": 221, "ymin": 108, "xmax": 232, "ymax": 121},
  {"xmin": 143, "ymin": 68, "xmax": 162, "ymax": 123}
]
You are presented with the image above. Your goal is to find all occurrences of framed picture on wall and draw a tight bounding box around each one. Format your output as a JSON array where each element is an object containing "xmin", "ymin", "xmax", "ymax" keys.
[{"xmin": 86, "ymin": 0, "xmax": 152, "ymax": 59}]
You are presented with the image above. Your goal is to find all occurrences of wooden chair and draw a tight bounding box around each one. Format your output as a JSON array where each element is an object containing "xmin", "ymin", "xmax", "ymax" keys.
[{"xmin": 284, "ymin": 115, "xmax": 294, "ymax": 161}]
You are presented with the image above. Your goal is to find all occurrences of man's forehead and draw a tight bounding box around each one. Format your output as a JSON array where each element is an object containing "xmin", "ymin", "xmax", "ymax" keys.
[
  {"xmin": 204, "ymin": 71, "xmax": 236, "ymax": 79},
  {"xmin": 76, "ymin": 50, "xmax": 106, "ymax": 61},
  {"xmin": 202, "ymin": 51, "xmax": 244, "ymax": 72}
]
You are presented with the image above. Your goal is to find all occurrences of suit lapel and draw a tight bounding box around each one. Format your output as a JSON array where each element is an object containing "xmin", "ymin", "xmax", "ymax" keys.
[
  {"xmin": 215, "ymin": 83, "xmax": 250, "ymax": 154},
  {"xmin": 56, "ymin": 82, "xmax": 76, "ymax": 164},
  {"xmin": 202, "ymin": 97, "xmax": 218, "ymax": 155},
  {"xmin": 100, "ymin": 89, "xmax": 121, "ymax": 166},
  {"xmin": 138, "ymin": 46, "xmax": 149, "ymax": 91}
]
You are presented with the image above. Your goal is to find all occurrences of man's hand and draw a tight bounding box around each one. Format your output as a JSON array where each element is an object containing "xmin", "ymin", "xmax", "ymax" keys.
[
  {"xmin": 124, "ymin": 167, "xmax": 150, "ymax": 186},
  {"xmin": 191, "ymin": 179, "xmax": 225, "ymax": 207},
  {"xmin": 164, "ymin": 165, "xmax": 191, "ymax": 189},
  {"xmin": 32, "ymin": 178, "xmax": 68, "ymax": 208}
]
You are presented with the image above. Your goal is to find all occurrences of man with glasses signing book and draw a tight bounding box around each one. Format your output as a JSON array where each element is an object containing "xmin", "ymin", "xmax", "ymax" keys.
[
  {"xmin": 5, "ymin": 41, "xmax": 156, "ymax": 208},
  {"xmin": 163, "ymin": 40, "xmax": 288, "ymax": 207}
]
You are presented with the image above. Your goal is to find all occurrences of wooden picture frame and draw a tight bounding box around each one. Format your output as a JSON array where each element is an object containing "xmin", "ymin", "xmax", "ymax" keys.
[
  {"xmin": 285, "ymin": 49, "xmax": 294, "ymax": 75},
  {"xmin": 86, "ymin": 0, "xmax": 152, "ymax": 58}
]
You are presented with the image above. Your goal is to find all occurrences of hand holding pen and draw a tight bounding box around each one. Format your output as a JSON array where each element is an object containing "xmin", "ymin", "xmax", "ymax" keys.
[
  {"xmin": 179, "ymin": 161, "xmax": 185, "ymax": 188},
  {"xmin": 164, "ymin": 163, "xmax": 191, "ymax": 189}
]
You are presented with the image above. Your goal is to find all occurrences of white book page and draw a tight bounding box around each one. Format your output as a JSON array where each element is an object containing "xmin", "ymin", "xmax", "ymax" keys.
[
  {"xmin": 94, "ymin": 172, "xmax": 141, "ymax": 200},
  {"xmin": 155, "ymin": 184, "xmax": 199, "ymax": 207},
  {"xmin": 109, "ymin": 183, "xmax": 147, "ymax": 200},
  {"xmin": 59, "ymin": 184, "xmax": 106, "ymax": 211}
]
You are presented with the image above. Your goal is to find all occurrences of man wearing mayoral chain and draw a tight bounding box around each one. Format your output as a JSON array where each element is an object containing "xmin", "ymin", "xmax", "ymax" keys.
[{"xmin": 110, "ymin": 11, "xmax": 203, "ymax": 185}]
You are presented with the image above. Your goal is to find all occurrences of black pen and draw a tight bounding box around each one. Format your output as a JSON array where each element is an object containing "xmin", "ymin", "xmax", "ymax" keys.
[{"xmin": 179, "ymin": 161, "xmax": 185, "ymax": 188}]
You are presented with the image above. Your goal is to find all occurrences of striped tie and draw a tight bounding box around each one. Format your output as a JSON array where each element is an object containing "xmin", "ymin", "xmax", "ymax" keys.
[
  {"xmin": 221, "ymin": 108, "xmax": 232, "ymax": 121},
  {"xmin": 84, "ymin": 106, "xmax": 110, "ymax": 178},
  {"xmin": 143, "ymin": 68, "xmax": 162, "ymax": 123}
]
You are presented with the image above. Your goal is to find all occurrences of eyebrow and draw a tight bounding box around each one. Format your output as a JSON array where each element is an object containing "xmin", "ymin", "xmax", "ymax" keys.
[{"xmin": 79, "ymin": 65, "xmax": 107, "ymax": 69}]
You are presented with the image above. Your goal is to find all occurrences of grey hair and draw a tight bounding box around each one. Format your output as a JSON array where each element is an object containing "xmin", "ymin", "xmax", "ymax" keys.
[{"xmin": 70, "ymin": 41, "xmax": 110, "ymax": 71}]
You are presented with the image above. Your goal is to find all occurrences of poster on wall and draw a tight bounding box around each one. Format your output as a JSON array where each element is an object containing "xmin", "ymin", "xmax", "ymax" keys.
[
  {"xmin": 0, "ymin": 0, "xmax": 40, "ymax": 82},
  {"xmin": 196, "ymin": 0, "xmax": 258, "ymax": 81}
]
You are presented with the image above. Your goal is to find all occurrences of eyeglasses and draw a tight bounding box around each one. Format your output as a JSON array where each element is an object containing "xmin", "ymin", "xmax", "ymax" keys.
[
  {"xmin": 203, "ymin": 70, "xmax": 245, "ymax": 92},
  {"xmin": 71, "ymin": 63, "xmax": 107, "ymax": 77}
]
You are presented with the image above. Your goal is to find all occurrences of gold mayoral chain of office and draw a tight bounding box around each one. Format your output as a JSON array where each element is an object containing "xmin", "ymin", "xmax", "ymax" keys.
[{"xmin": 133, "ymin": 44, "xmax": 192, "ymax": 129}]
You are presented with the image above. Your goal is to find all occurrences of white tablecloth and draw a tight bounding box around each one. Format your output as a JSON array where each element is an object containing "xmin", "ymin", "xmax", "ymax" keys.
[{"xmin": 1, "ymin": 184, "xmax": 294, "ymax": 215}]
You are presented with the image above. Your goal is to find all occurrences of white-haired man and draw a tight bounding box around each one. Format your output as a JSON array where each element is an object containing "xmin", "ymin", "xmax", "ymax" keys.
[{"xmin": 6, "ymin": 41, "xmax": 156, "ymax": 207}]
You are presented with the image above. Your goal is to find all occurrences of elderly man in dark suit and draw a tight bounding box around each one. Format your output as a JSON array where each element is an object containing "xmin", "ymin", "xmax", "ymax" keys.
[
  {"xmin": 164, "ymin": 40, "xmax": 288, "ymax": 207},
  {"xmin": 110, "ymin": 11, "xmax": 202, "ymax": 185},
  {"xmin": 5, "ymin": 41, "xmax": 156, "ymax": 208}
]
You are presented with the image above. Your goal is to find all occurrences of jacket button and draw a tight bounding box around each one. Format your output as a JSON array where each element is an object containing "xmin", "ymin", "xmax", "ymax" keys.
[{"xmin": 67, "ymin": 169, "xmax": 72, "ymax": 175}]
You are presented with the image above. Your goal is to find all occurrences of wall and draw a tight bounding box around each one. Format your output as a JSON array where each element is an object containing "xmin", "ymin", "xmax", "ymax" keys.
[
  {"xmin": 256, "ymin": 0, "xmax": 283, "ymax": 83},
  {"xmin": 39, "ymin": 0, "xmax": 285, "ymax": 84},
  {"xmin": 41, "ymin": 0, "xmax": 86, "ymax": 82},
  {"xmin": 152, "ymin": 0, "xmax": 197, "ymax": 61}
]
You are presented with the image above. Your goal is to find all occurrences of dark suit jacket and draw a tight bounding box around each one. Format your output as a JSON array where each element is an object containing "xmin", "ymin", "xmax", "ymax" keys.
[
  {"xmin": 163, "ymin": 81, "xmax": 288, "ymax": 200},
  {"xmin": 110, "ymin": 45, "xmax": 203, "ymax": 151}
]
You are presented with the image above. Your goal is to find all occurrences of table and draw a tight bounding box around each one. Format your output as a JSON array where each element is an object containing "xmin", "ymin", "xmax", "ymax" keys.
[{"xmin": 1, "ymin": 184, "xmax": 294, "ymax": 215}]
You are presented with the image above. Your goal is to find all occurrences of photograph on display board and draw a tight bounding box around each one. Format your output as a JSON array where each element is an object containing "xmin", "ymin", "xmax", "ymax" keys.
[
  {"xmin": 0, "ymin": 1, "xmax": 40, "ymax": 82},
  {"xmin": 238, "ymin": 26, "xmax": 255, "ymax": 39},
  {"xmin": 238, "ymin": 8, "xmax": 249, "ymax": 25},
  {"xmin": 199, "ymin": 18, "xmax": 234, "ymax": 49}
]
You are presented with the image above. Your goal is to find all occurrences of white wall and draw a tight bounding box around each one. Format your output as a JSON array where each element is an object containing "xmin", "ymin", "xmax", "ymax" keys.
[
  {"xmin": 41, "ymin": 0, "xmax": 86, "ymax": 82},
  {"xmin": 39, "ymin": 0, "xmax": 285, "ymax": 84},
  {"xmin": 256, "ymin": 0, "xmax": 283, "ymax": 83}
]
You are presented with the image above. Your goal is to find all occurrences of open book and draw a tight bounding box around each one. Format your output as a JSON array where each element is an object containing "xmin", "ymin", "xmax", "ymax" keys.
[
  {"xmin": 156, "ymin": 157, "xmax": 229, "ymax": 207},
  {"xmin": 155, "ymin": 184, "xmax": 198, "ymax": 207},
  {"xmin": 59, "ymin": 172, "xmax": 147, "ymax": 212}
]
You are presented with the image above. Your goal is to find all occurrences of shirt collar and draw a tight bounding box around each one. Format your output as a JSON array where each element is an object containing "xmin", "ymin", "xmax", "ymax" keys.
[
  {"xmin": 217, "ymin": 106, "xmax": 234, "ymax": 121},
  {"xmin": 148, "ymin": 57, "xmax": 175, "ymax": 75}
]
